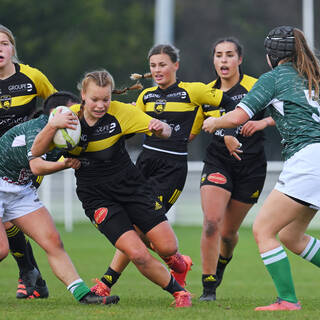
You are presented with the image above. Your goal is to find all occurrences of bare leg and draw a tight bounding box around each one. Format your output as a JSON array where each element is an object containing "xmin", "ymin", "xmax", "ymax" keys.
[
  {"xmin": 220, "ymin": 199, "xmax": 253, "ymax": 258},
  {"xmin": 115, "ymin": 230, "xmax": 171, "ymax": 288},
  {"xmin": 13, "ymin": 207, "xmax": 79, "ymax": 286},
  {"xmin": 200, "ymin": 185, "xmax": 230, "ymax": 274},
  {"xmin": 0, "ymin": 218, "xmax": 9, "ymax": 261}
]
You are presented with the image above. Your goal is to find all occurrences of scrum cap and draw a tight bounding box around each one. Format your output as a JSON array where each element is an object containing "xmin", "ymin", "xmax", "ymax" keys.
[{"xmin": 264, "ymin": 26, "xmax": 295, "ymax": 68}]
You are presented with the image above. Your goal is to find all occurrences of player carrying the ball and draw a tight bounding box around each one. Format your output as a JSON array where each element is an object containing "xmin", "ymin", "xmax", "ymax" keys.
[{"xmin": 0, "ymin": 91, "xmax": 119, "ymax": 306}]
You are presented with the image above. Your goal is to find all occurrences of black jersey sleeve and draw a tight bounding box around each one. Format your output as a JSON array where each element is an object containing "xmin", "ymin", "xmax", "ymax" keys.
[{"xmin": 220, "ymin": 93, "xmax": 238, "ymax": 136}]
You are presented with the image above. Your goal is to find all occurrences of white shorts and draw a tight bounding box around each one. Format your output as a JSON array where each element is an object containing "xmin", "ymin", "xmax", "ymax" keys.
[
  {"xmin": 275, "ymin": 143, "xmax": 320, "ymax": 210},
  {"xmin": 0, "ymin": 178, "xmax": 44, "ymax": 223}
]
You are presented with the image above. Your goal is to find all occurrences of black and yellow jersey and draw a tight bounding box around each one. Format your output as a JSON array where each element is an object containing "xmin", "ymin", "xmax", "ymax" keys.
[
  {"xmin": 0, "ymin": 63, "xmax": 56, "ymax": 137},
  {"xmin": 136, "ymin": 80, "xmax": 234, "ymax": 156},
  {"xmin": 69, "ymin": 101, "xmax": 154, "ymax": 183},
  {"xmin": 192, "ymin": 74, "xmax": 266, "ymax": 162}
]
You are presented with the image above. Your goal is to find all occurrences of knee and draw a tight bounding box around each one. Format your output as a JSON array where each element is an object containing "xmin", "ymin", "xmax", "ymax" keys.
[
  {"xmin": 127, "ymin": 247, "xmax": 151, "ymax": 267},
  {"xmin": 157, "ymin": 243, "xmax": 178, "ymax": 257},
  {"xmin": 221, "ymin": 230, "xmax": 238, "ymax": 246},
  {"xmin": 0, "ymin": 245, "xmax": 9, "ymax": 261},
  {"xmin": 278, "ymin": 230, "xmax": 301, "ymax": 253},
  {"xmin": 203, "ymin": 218, "xmax": 220, "ymax": 238},
  {"xmin": 42, "ymin": 231, "xmax": 64, "ymax": 253}
]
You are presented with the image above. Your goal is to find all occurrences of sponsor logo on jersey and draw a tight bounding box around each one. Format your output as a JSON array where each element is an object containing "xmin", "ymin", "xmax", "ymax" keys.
[
  {"xmin": 144, "ymin": 92, "xmax": 161, "ymax": 101},
  {"xmin": 207, "ymin": 172, "xmax": 227, "ymax": 184},
  {"xmin": 201, "ymin": 174, "xmax": 207, "ymax": 183},
  {"xmin": 154, "ymin": 99, "xmax": 166, "ymax": 114},
  {"xmin": 94, "ymin": 207, "xmax": 108, "ymax": 224},
  {"xmin": 0, "ymin": 95, "xmax": 12, "ymax": 109},
  {"xmin": 250, "ymin": 190, "xmax": 260, "ymax": 198},
  {"xmin": 95, "ymin": 122, "xmax": 117, "ymax": 135},
  {"xmin": 166, "ymin": 91, "xmax": 187, "ymax": 99},
  {"xmin": 8, "ymin": 83, "xmax": 33, "ymax": 93}
]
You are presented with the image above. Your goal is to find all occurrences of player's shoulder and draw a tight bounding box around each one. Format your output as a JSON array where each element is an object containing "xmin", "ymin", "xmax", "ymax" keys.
[
  {"xmin": 240, "ymin": 74, "xmax": 258, "ymax": 91},
  {"xmin": 19, "ymin": 63, "xmax": 43, "ymax": 76}
]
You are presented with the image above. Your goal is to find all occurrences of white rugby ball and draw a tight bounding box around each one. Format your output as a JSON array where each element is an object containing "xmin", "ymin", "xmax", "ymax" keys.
[{"xmin": 49, "ymin": 106, "xmax": 81, "ymax": 150}]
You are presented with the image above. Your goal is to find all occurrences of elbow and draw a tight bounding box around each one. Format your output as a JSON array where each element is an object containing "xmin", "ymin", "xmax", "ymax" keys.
[{"xmin": 29, "ymin": 160, "xmax": 44, "ymax": 176}]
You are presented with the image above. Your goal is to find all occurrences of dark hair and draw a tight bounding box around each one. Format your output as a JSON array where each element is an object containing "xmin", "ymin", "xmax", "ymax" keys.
[
  {"xmin": 212, "ymin": 37, "xmax": 243, "ymax": 58},
  {"xmin": 43, "ymin": 91, "xmax": 80, "ymax": 115},
  {"xmin": 147, "ymin": 44, "xmax": 180, "ymax": 62},
  {"xmin": 211, "ymin": 37, "xmax": 243, "ymax": 77}
]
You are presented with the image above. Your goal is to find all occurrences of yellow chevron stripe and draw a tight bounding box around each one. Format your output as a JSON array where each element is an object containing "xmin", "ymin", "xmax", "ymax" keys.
[{"xmin": 168, "ymin": 189, "xmax": 181, "ymax": 205}]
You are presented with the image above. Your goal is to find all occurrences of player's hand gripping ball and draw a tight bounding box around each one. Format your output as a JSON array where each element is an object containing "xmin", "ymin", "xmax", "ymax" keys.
[{"xmin": 49, "ymin": 106, "xmax": 81, "ymax": 150}]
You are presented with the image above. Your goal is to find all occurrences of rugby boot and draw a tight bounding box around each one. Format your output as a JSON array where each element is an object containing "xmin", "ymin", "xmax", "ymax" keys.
[
  {"xmin": 255, "ymin": 298, "xmax": 301, "ymax": 311},
  {"xmin": 16, "ymin": 268, "xmax": 40, "ymax": 299},
  {"xmin": 199, "ymin": 288, "xmax": 216, "ymax": 301},
  {"xmin": 90, "ymin": 278, "xmax": 111, "ymax": 296},
  {"xmin": 27, "ymin": 280, "xmax": 49, "ymax": 299},
  {"xmin": 79, "ymin": 292, "xmax": 119, "ymax": 305},
  {"xmin": 170, "ymin": 255, "xmax": 193, "ymax": 287},
  {"xmin": 172, "ymin": 291, "xmax": 192, "ymax": 308}
]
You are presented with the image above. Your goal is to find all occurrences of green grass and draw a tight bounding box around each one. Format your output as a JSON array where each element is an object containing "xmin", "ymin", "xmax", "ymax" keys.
[{"xmin": 1, "ymin": 223, "xmax": 319, "ymax": 320}]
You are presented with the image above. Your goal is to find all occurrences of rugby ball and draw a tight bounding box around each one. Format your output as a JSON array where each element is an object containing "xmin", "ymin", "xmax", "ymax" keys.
[{"xmin": 49, "ymin": 106, "xmax": 81, "ymax": 150}]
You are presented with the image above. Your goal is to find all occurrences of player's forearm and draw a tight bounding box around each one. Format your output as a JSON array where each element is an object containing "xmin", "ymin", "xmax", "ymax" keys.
[
  {"xmin": 217, "ymin": 108, "xmax": 248, "ymax": 128},
  {"xmin": 31, "ymin": 124, "xmax": 57, "ymax": 157},
  {"xmin": 29, "ymin": 158, "xmax": 66, "ymax": 176}
]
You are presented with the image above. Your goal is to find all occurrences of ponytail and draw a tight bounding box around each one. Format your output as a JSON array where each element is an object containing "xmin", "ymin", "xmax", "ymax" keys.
[
  {"xmin": 112, "ymin": 81, "xmax": 143, "ymax": 94},
  {"xmin": 293, "ymin": 28, "xmax": 320, "ymax": 99},
  {"xmin": 130, "ymin": 72, "xmax": 152, "ymax": 80}
]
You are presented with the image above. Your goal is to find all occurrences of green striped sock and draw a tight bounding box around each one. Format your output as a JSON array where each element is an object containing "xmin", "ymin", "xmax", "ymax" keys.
[
  {"xmin": 261, "ymin": 246, "xmax": 298, "ymax": 303},
  {"xmin": 67, "ymin": 279, "xmax": 90, "ymax": 301},
  {"xmin": 300, "ymin": 236, "xmax": 320, "ymax": 267}
]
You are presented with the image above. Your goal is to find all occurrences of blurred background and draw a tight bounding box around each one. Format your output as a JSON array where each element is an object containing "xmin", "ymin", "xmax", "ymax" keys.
[{"xmin": 2, "ymin": 0, "xmax": 319, "ymax": 227}]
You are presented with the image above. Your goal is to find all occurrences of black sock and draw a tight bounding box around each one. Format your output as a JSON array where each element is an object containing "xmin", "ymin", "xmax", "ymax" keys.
[
  {"xmin": 216, "ymin": 255, "xmax": 232, "ymax": 279},
  {"xmin": 163, "ymin": 275, "xmax": 185, "ymax": 294},
  {"xmin": 6, "ymin": 226, "xmax": 35, "ymax": 273},
  {"xmin": 202, "ymin": 274, "xmax": 218, "ymax": 291},
  {"xmin": 101, "ymin": 267, "xmax": 121, "ymax": 288},
  {"xmin": 6, "ymin": 226, "xmax": 45, "ymax": 285}
]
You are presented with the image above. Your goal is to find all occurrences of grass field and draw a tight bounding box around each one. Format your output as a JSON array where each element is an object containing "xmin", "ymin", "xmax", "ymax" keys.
[{"xmin": 1, "ymin": 223, "xmax": 319, "ymax": 320}]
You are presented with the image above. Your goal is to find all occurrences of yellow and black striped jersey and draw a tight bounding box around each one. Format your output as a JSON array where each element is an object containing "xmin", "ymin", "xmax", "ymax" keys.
[
  {"xmin": 136, "ymin": 80, "xmax": 233, "ymax": 155},
  {"xmin": 192, "ymin": 74, "xmax": 266, "ymax": 162},
  {"xmin": 0, "ymin": 63, "xmax": 56, "ymax": 137},
  {"xmin": 69, "ymin": 101, "xmax": 154, "ymax": 182}
]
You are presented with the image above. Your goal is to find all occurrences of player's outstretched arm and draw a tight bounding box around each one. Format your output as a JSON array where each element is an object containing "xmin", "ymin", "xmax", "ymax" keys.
[{"xmin": 202, "ymin": 108, "xmax": 249, "ymax": 134}]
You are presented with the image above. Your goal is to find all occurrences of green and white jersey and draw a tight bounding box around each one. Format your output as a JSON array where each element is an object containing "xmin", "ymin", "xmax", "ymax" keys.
[
  {"xmin": 0, "ymin": 115, "xmax": 49, "ymax": 184},
  {"xmin": 239, "ymin": 62, "xmax": 320, "ymax": 160}
]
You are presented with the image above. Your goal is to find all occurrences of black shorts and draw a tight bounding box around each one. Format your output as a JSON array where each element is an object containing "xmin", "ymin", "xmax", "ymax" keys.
[
  {"xmin": 136, "ymin": 149, "xmax": 188, "ymax": 212},
  {"xmin": 200, "ymin": 155, "xmax": 267, "ymax": 204},
  {"xmin": 76, "ymin": 163, "xmax": 167, "ymax": 245}
]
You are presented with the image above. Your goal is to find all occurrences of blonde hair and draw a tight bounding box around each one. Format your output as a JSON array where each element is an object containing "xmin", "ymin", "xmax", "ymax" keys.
[
  {"xmin": 0, "ymin": 25, "xmax": 19, "ymax": 63},
  {"xmin": 77, "ymin": 69, "xmax": 115, "ymax": 93},
  {"xmin": 77, "ymin": 69, "xmax": 143, "ymax": 118}
]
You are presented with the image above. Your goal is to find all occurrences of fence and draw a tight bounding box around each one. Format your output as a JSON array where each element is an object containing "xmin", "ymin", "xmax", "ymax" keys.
[{"xmin": 38, "ymin": 161, "xmax": 320, "ymax": 231}]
